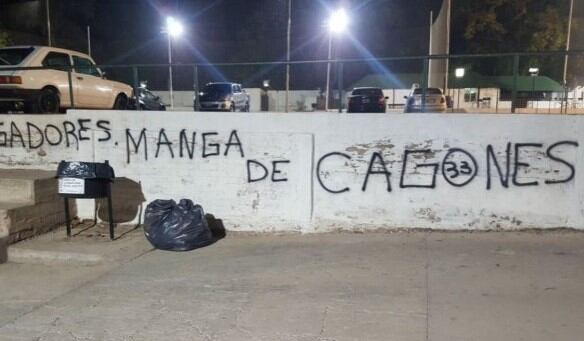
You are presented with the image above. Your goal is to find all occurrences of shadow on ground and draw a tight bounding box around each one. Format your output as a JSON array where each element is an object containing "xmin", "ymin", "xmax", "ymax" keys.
[{"xmin": 97, "ymin": 177, "xmax": 145, "ymax": 224}]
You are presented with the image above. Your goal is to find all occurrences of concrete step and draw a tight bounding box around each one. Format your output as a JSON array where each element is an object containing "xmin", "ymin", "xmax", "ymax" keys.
[
  {"xmin": 0, "ymin": 169, "xmax": 76, "ymax": 264},
  {"xmin": 0, "ymin": 169, "xmax": 58, "ymax": 205},
  {"xmin": 0, "ymin": 201, "xmax": 76, "ymax": 243}
]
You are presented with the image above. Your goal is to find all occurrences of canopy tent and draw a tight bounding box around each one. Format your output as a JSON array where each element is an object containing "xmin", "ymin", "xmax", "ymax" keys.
[{"xmin": 349, "ymin": 73, "xmax": 424, "ymax": 90}]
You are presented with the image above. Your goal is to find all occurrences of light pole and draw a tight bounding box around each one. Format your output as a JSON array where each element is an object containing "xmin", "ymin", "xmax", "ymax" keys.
[
  {"xmin": 164, "ymin": 17, "xmax": 184, "ymax": 109},
  {"xmin": 325, "ymin": 8, "xmax": 348, "ymax": 112},
  {"xmin": 45, "ymin": 0, "xmax": 52, "ymax": 46},
  {"xmin": 285, "ymin": 0, "xmax": 292, "ymax": 113}
]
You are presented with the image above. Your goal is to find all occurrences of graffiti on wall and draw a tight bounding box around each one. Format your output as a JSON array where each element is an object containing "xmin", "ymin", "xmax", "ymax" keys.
[
  {"xmin": 316, "ymin": 141, "xmax": 578, "ymax": 193},
  {"xmin": 0, "ymin": 119, "xmax": 579, "ymax": 192},
  {"xmin": 0, "ymin": 119, "xmax": 291, "ymax": 183}
]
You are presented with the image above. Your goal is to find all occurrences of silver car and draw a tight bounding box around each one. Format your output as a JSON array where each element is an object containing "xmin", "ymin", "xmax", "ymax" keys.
[
  {"xmin": 404, "ymin": 87, "xmax": 447, "ymax": 113},
  {"xmin": 196, "ymin": 82, "xmax": 250, "ymax": 112}
]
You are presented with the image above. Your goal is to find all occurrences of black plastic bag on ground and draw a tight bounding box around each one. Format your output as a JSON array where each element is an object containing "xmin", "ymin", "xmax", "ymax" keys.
[{"xmin": 144, "ymin": 199, "xmax": 213, "ymax": 251}]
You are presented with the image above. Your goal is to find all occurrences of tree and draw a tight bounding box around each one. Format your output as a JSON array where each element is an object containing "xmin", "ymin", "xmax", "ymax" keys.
[
  {"xmin": 455, "ymin": 0, "xmax": 568, "ymax": 53},
  {"xmin": 0, "ymin": 31, "xmax": 10, "ymax": 48},
  {"xmin": 452, "ymin": 0, "xmax": 570, "ymax": 78}
]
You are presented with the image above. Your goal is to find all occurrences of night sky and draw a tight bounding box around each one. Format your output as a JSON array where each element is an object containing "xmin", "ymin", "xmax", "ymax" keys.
[
  {"xmin": 10, "ymin": 0, "xmax": 569, "ymax": 90},
  {"xmin": 1, "ymin": 1, "xmax": 440, "ymax": 58}
]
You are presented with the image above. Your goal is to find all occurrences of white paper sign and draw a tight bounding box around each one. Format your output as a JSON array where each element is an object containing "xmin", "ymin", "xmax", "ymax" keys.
[{"xmin": 58, "ymin": 178, "xmax": 85, "ymax": 195}]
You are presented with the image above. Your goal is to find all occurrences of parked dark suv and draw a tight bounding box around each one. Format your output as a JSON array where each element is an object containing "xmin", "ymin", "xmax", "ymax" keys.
[{"xmin": 196, "ymin": 82, "xmax": 250, "ymax": 112}]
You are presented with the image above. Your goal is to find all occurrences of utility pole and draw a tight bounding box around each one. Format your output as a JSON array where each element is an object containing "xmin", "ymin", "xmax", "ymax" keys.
[
  {"xmin": 562, "ymin": 0, "xmax": 574, "ymax": 114},
  {"xmin": 285, "ymin": 0, "xmax": 292, "ymax": 113},
  {"xmin": 46, "ymin": 0, "xmax": 52, "ymax": 46},
  {"xmin": 564, "ymin": 0, "xmax": 574, "ymax": 85}
]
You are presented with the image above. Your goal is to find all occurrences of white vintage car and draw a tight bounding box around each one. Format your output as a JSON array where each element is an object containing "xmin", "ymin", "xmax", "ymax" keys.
[{"xmin": 0, "ymin": 46, "xmax": 133, "ymax": 113}]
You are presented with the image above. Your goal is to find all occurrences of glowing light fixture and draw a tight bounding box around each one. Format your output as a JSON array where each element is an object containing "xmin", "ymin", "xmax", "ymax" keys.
[
  {"xmin": 166, "ymin": 17, "xmax": 184, "ymax": 38},
  {"xmin": 327, "ymin": 9, "xmax": 349, "ymax": 34},
  {"xmin": 455, "ymin": 68, "xmax": 465, "ymax": 78}
]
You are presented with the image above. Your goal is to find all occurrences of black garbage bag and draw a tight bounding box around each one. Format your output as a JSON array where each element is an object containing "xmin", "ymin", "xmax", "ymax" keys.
[
  {"xmin": 144, "ymin": 199, "xmax": 213, "ymax": 251},
  {"xmin": 57, "ymin": 161, "xmax": 115, "ymax": 179}
]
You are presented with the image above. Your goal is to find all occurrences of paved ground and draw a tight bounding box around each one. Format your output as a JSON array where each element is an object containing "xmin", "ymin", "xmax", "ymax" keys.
[{"xmin": 1, "ymin": 227, "xmax": 583, "ymax": 341}]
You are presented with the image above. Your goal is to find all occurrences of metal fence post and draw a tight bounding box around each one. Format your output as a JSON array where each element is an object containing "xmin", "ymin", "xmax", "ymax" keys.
[
  {"xmin": 511, "ymin": 55, "xmax": 519, "ymax": 113},
  {"xmin": 132, "ymin": 66, "xmax": 140, "ymax": 111},
  {"xmin": 193, "ymin": 65, "xmax": 199, "ymax": 111},
  {"xmin": 495, "ymin": 88, "xmax": 500, "ymax": 113},
  {"xmin": 421, "ymin": 57, "xmax": 429, "ymax": 112},
  {"xmin": 337, "ymin": 62, "xmax": 343, "ymax": 113},
  {"xmin": 67, "ymin": 67, "xmax": 75, "ymax": 109},
  {"xmin": 563, "ymin": 85, "xmax": 569, "ymax": 114}
]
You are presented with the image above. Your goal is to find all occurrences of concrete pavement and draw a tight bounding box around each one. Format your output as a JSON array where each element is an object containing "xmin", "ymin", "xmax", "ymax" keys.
[{"xmin": 0, "ymin": 230, "xmax": 583, "ymax": 340}]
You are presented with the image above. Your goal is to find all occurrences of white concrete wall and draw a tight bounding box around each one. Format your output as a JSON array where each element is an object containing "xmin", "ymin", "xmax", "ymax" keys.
[{"xmin": 1, "ymin": 111, "xmax": 582, "ymax": 232}]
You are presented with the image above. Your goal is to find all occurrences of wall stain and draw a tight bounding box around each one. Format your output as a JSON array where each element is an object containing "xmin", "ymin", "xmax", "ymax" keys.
[{"xmin": 415, "ymin": 208, "xmax": 442, "ymax": 223}]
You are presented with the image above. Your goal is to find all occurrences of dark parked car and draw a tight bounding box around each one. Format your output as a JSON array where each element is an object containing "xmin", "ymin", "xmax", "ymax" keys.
[
  {"xmin": 196, "ymin": 82, "xmax": 249, "ymax": 112},
  {"xmin": 347, "ymin": 87, "xmax": 387, "ymax": 113},
  {"xmin": 129, "ymin": 87, "xmax": 166, "ymax": 111}
]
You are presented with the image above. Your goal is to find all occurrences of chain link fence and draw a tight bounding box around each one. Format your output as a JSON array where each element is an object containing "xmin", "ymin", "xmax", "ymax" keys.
[{"xmin": 1, "ymin": 50, "xmax": 583, "ymax": 114}]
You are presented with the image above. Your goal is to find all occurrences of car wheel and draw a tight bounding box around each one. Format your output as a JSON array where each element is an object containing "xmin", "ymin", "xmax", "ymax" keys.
[
  {"xmin": 113, "ymin": 94, "xmax": 128, "ymax": 110},
  {"xmin": 230, "ymin": 102, "xmax": 236, "ymax": 112},
  {"xmin": 35, "ymin": 88, "xmax": 60, "ymax": 114}
]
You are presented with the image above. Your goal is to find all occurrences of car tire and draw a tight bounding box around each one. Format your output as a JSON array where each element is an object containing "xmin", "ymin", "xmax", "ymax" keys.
[
  {"xmin": 113, "ymin": 94, "xmax": 128, "ymax": 110},
  {"xmin": 30, "ymin": 87, "xmax": 60, "ymax": 114},
  {"xmin": 230, "ymin": 102, "xmax": 236, "ymax": 112}
]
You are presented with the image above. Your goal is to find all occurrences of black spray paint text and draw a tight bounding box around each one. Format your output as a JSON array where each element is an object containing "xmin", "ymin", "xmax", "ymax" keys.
[
  {"xmin": 1, "ymin": 120, "xmax": 578, "ymax": 190},
  {"xmin": 125, "ymin": 128, "xmax": 245, "ymax": 163},
  {"xmin": 0, "ymin": 120, "xmax": 111, "ymax": 149},
  {"xmin": 317, "ymin": 141, "xmax": 579, "ymax": 193}
]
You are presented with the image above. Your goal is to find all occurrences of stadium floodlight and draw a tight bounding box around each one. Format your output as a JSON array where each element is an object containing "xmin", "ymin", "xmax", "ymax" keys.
[
  {"xmin": 327, "ymin": 9, "xmax": 349, "ymax": 34},
  {"xmin": 166, "ymin": 17, "xmax": 184, "ymax": 38}
]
